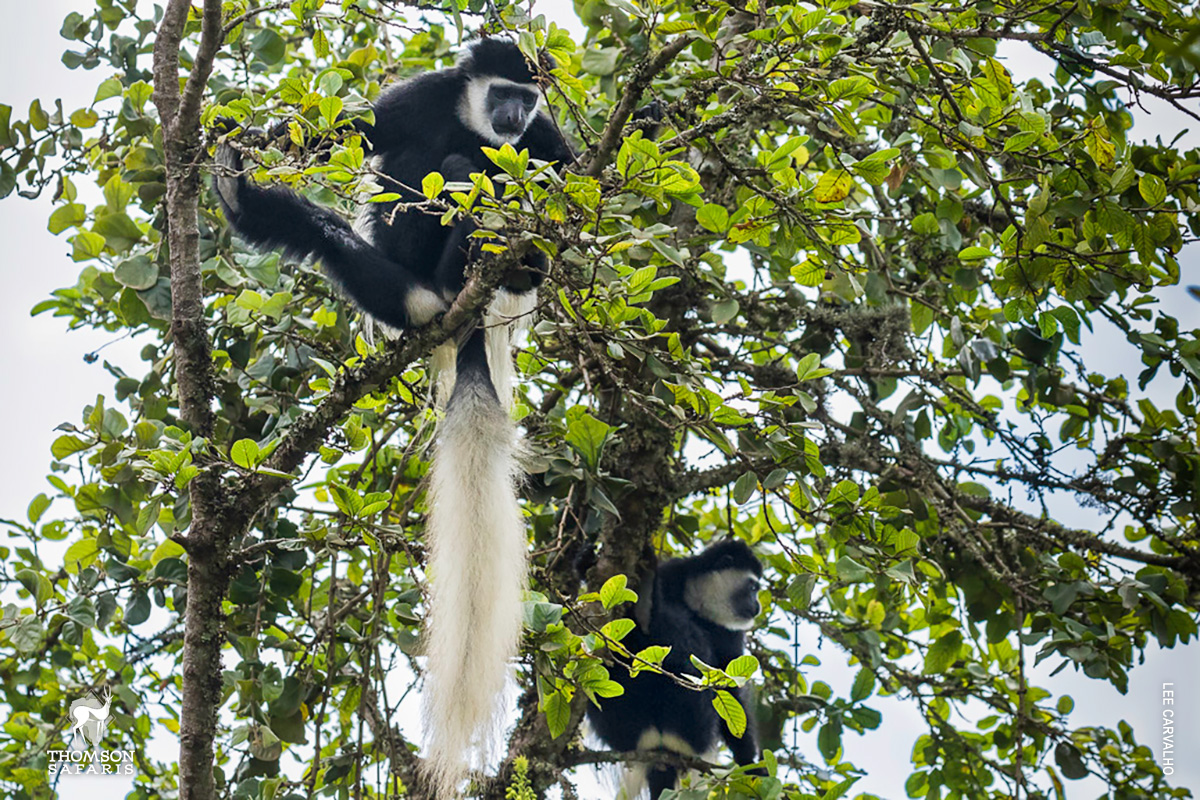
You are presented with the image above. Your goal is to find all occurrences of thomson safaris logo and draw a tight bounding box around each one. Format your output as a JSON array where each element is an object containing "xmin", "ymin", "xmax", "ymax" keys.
[{"xmin": 47, "ymin": 687, "xmax": 136, "ymax": 777}]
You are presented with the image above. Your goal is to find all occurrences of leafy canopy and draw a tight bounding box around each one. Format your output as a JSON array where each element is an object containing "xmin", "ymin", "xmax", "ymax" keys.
[{"xmin": 0, "ymin": 0, "xmax": 1198, "ymax": 798}]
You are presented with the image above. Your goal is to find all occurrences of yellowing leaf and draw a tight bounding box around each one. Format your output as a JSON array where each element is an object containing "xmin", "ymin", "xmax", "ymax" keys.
[
  {"xmin": 814, "ymin": 169, "xmax": 854, "ymax": 203},
  {"xmin": 1085, "ymin": 117, "xmax": 1116, "ymax": 170}
]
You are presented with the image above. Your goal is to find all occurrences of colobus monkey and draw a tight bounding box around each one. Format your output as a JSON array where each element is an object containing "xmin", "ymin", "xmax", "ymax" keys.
[
  {"xmin": 213, "ymin": 38, "xmax": 575, "ymax": 798},
  {"xmin": 587, "ymin": 541, "xmax": 765, "ymax": 799}
]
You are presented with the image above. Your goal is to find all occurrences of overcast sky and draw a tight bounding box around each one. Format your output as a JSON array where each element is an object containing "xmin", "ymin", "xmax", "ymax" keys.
[{"xmin": 0, "ymin": 2, "xmax": 1194, "ymax": 798}]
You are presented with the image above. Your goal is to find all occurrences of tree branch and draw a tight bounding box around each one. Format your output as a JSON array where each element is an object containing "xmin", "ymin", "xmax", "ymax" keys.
[{"xmin": 151, "ymin": 4, "xmax": 233, "ymax": 799}]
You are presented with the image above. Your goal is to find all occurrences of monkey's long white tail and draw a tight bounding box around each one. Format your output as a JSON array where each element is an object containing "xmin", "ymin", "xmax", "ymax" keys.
[{"xmin": 421, "ymin": 344, "xmax": 527, "ymax": 798}]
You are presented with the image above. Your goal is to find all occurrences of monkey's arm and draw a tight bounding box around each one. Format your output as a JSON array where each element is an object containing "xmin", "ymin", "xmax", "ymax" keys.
[
  {"xmin": 720, "ymin": 685, "xmax": 763, "ymax": 767},
  {"xmin": 521, "ymin": 113, "xmax": 577, "ymax": 165},
  {"xmin": 214, "ymin": 143, "xmax": 446, "ymax": 327},
  {"xmin": 431, "ymin": 154, "xmax": 546, "ymax": 296},
  {"xmin": 521, "ymin": 101, "xmax": 662, "ymax": 167}
]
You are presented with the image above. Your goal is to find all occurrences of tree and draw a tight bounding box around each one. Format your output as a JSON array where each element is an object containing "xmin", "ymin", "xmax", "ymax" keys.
[{"xmin": 1, "ymin": 0, "xmax": 1197, "ymax": 798}]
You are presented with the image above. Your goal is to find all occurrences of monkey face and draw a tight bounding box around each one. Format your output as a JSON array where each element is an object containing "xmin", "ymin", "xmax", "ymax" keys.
[
  {"xmin": 684, "ymin": 568, "xmax": 762, "ymax": 631},
  {"xmin": 487, "ymin": 83, "xmax": 538, "ymax": 138},
  {"xmin": 460, "ymin": 76, "xmax": 542, "ymax": 146}
]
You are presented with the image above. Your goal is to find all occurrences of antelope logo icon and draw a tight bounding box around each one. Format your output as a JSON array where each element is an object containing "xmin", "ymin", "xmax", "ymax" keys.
[{"xmin": 68, "ymin": 688, "xmax": 113, "ymax": 749}]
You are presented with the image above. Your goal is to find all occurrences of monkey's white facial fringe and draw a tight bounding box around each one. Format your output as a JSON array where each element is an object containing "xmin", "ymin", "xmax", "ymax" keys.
[
  {"xmin": 684, "ymin": 569, "xmax": 759, "ymax": 631},
  {"xmin": 460, "ymin": 76, "xmax": 542, "ymax": 146},
  {"xmin": 421, "ymin": 376, "xmax": 527, "ymax": 798}
]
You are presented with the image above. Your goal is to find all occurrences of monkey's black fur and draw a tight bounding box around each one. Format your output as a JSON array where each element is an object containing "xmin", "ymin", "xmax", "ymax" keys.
[
  {"xmin": 214, "ymin": 38, "xmax": 574, "ymax": 339},
  {"xmin": 587, "ymin": 541, "xmax": 765, "ymax": 799}
]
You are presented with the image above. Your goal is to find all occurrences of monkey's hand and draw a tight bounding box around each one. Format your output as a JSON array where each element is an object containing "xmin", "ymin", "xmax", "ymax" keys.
[
  {"xmin": 632, "ymin": 99, "xmax": 666, "ymax": 138},
  {"xmin": 213, "ymin": 139, "xmax": 250, "ymax": 216}
]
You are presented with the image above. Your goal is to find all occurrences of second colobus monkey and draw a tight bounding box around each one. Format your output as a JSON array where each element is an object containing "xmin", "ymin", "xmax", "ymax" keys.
[
  {"xmin": 213, "ymin": 38, "xmax": 574, "ymax": 797},
  {"xmin": 587, "ymin": 541, "xmax": 766, "ymax": 799}
]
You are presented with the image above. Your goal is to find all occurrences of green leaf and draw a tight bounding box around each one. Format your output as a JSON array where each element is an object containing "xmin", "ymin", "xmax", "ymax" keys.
[
  {"xmin": 125, "ymin": 81, "xmax": 152, "ymax": 111},
  {"xmin": 1054, "ymin": 742, "xmax": 1088, "ymax": 780},
  {"xmin": 796, "ymin": 352, "xmax": 832, "ymax": 381},
  {"xmin": 16, "ymin": 569, "xmax": 52, "ymax": 605},
  {"xmin": 726, "ymin": 655, "xmax": 759, "ymax": 678},
  {"xmin": 817, "ymin": 719, "xmax": 842, "ymax": 762},
  {"xmin": 543, "ymin": 690, "xmax": 571, "ymax": 739},
  {"xmin": 835, "ymin": 555, "xmax": 871, "ymax": 582},
  {"xmin": 711, "ymin": 298, "xmax": 739, "ymax": 325},
  {"xmin": 923, "ymin": 630, "xmax": 963, "ymax": 674},
  {"xmin": 114, "ymin": 256, "xmax": 159, "ymax": 289},
  {"xmin": 153, "ymin": 557, "xmax": 188, "ymax": 584},
  {"xmin": 48, "ymin": 203, "xmax": 87, "ymax": 234},
  {"xmin": 598, "ymin": 575, "xmax": 638, "ymax": 610},
  {"xmin": 565, "ymin": 408, "xmax": 612, "ymax": 469},
  {"xmin": 0, "ymin": 161, "xmax": 16, "ymax": 200},
  {"xmin": 231, "ymin": 439, "xmax": 262, "ymax": 469},
  {"xmin": 71, "ymin": 230, "xmax": 106, "ymax": 261},
  {"xmin": 826, "ymin": 479, "xmax": 860, "ymax": 505},
  {"xmin": 1084, "ymin": 117, "xmax": 1115, "ymax": 169},
  {"xmin": 958, "ymin": 246, "xmax": 992, "ymax": 260},
  {"xmin": 27, "ymin": 493, "xmax": 51, "ymax": 524},
  {"xmin": 732, "ymin": 471, "xmax": 758, "ymax": 504},
  {"xmin": 631, "ymin": 645, "xmax": 670, "ymax": 676},
  {"xmin": 912, "ymin": 212, "xmax": 940, "ymax": 235},
  {"xmin": 124, "ymin": 590, "xmax": 151, "ymax": 626},
  {"xmin": 581, "ymin": 47, "xmax": 620, "ymax": 76},
  {"xmin": 312, "ymin": 27, "xmax": 330, "ymax": 59},
  {"xmin": 791, "ymin": 260, "xmax": 825, "ymax": 286},
  {"xmin": 0, "ymin": 104, "xmax": 14, "ymax": 148},
  {"xmin": 319, "ymin": 95, "xmax": 343, "ymax": 126},
  {"xmin": 696, "ymin": 203, "xmax": 730, "ymax": 233},
  {"xmin": 250, "ymin": 29, "xmax": 286, "ymax": 65},
  {"xmin": 626, "ymin": 265, "xmax": 657, "ymax": 296},
  {"xmin": 64, "ymin": 538, "xmax": 101, "ymax": 574},
  {"xmin": 850, "ymin": 667, "xmax": 875, "ymax": 702},
  {"xmin": 601, "ymin": 618, "xmax": 637, "ymax": 642},
  {"xmin": 1138, "ymin": 174, "xmax": 1166, "ymax": 206},
  {"xmin": 150, "ymin": 539, "xmax": 185, "ymax": 566},
  {"xmin": 422, "ymin": 171, "xmax": 445, "ymax": 199},
  {"xmin": 95, "ymin": 77, "xmax": 123, "ymax": 102},
  {"xmin": 1003, "ymin": 131, "xmax": 1040, "ymax": 152},
  {"xmin": 51, "ymin": 434, "xmax": 92, "ymax": 460},
  {"xmin": 588, "ymin": 680, "xmax": 624, "ymax": 698},
  {"xmin": 9, "ymin": 616, "xmax": 44, "ymax": 653},
  {"xmin": 712, "ymin": 690, "xmax": 747, "ymax": 737}
]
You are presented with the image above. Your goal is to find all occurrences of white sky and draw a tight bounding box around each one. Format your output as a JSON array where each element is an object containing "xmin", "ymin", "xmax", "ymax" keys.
[{"xmin": 0, "ymin": 2, "xmax": 1195, "ymax": 799}]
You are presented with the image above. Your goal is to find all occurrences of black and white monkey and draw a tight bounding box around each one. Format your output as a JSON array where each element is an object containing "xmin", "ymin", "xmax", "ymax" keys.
[
  {"xmin": 213, "ymin": 39, "xmax": 576, "ymax": 797},
  {"xmin": 587, "ymin": 541, "xmax": 766, "ymax": 799}
]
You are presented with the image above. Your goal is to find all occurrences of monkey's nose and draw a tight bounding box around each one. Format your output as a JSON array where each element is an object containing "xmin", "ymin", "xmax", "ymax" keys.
[{"xmin": 496, "ymin": 106, "xmax": 523, "ymax": 134}]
